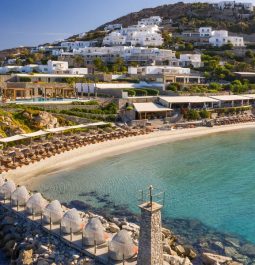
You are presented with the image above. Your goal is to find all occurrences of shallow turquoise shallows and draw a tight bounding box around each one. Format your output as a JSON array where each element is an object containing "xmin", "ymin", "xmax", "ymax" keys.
[{"xmin": 35, "ymin": 129, "xmax": 255, "ymax": 244}]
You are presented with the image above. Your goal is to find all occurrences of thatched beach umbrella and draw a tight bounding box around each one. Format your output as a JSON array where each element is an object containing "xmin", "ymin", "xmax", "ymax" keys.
[
  {"xmin": 0, "ymin": 180, "xmax": 16, "ymax": 199},
  {"xmin": 109, "ymin": 230, "xmax": 136, "ymax": 261},
  {"xmin": 26, "ymin": 193, "xmax": 47, "ymax": 215},
  {"xmin": 83, "ymin": 217, "xmax": 106, "ymax": 246},
  {"xmin": 61, "ymin": 208, "xmax": 83, "ymax": 234},
  {"xmin": 43, "ymin": 200, "xmax": 63, "ymax": 224},
  {"xmin": 12, "ymin": 186, "xmax": 29, "ymax": 206}
]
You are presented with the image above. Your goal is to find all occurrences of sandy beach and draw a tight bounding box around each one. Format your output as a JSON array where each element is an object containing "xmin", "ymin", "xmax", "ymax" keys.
[{"xmin": 5, "ymin": 122, "xmax": 255, "ymax": 186}]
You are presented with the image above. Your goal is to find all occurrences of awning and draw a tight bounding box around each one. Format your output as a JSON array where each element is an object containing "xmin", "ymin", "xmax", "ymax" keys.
[
  {"xmin": 0, "ymin": 135, "xmax": 28, "ymax": 143},
  {"xmin": 133, "ymin": 102, "xmax": 172, "ymax": 113},
  {"xmin": 21, "ymin": 130, "xmax": 50, "ymax": 138},
  {"xmin": 45, "ymin": 122, "xmax": 108, "ymax": 133}
]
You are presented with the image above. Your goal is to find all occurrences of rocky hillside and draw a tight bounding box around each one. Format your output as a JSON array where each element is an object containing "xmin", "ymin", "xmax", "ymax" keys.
[
  {"xmin": 96, "ymin": 2, "xmax": 255, "ymax": 34},
  {"xmin": 0, "ymin": 108, "xmax": 71, "ymax": 138}
]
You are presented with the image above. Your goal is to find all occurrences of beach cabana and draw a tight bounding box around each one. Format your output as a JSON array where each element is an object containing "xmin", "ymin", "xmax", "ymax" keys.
[
  {"xmin": 43, "ymin": 200, "xmax": 63, "ymax": 224},
  {"xmin": 210, "ymin": 95, "xmax": 250, "ymax": 108},
  {"xmin": 133, "ymin": 102, "xmax": 172, "ymax": 120},
  {"xmin": 61, "ymin": 208, "xmax": 83, "ymax": 234},
  {"xmin": 159, "ymin": 96, "xmax": 219, "ymax": 109},
  {"xmin": 26, "ymin": 193, "xmax": 47, "ymax": 215},
  {"xmin": 83, "ymin": 218, "xmax": 106, "ymax": 246},
  {"xmin": 11, "ymin": 186, "xmax": 29, "ymax": 206},
  {"xmin": 109, "ymin": 230, "xmax": 136, "ymax": 261},
  {"xmin": 0, "ymin": 180, "xmax": 16, "ymax": 199}
]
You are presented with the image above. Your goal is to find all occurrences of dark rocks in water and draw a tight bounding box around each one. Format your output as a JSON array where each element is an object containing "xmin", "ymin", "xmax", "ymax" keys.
[
  {"xmin": 68, "ymin": 200, "xmax": 92, "ymax": 211},
  {"xmin": 240, "ymin": 244, "xmax": 255, "ymax": 257}
]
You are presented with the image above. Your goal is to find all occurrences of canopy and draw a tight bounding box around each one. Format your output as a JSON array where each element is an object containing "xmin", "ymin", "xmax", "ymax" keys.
[
  {"xmin": 45, "ymin": 122, "xmax": 108, "ymax": 133},
  {"xmin": 26, "ymin": 193, "xmax": 47, "ymax": 214},
  {"xmin": 43, "ymin": 200, "xmax": 63, "ymax": 224},
  {"xmin": 0, "ymin": 180, "xmax": 16, "ymax": 199},
  {"xmin": 21, "ymin": 130, "xmax": 49, "ymax": 138},
  {"xmin": 109, "ymin": 230, "xmax": 135, "ymax": 261},
  {"xmin": 61, "ymin": 208, "xmax": 83, "ymax": 234},
  {"xmin": 83, "ymin": 218, "xmax": 106, "ymax": 246},
  {"xmin": 0, "ymin": 135, "xmax": 28, "ymax": 143},
  {"xmin": 133, "ymin": 102, "xmax": 172, "ymax": 113},
  {"xmin": 11, "ymin": 186, "xmax": 29, "ymax": 206}
]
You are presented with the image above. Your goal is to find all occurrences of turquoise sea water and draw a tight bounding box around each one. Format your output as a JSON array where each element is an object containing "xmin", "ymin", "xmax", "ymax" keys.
[{"xmin": 34, "ymin": 129, "xmax": 255, "ymax": 245}]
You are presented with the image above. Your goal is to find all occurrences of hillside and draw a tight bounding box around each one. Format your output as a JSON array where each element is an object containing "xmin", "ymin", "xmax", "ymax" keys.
[{"xmin": 96, "ymin": 2, "xmax": 255, "ymax": 34}]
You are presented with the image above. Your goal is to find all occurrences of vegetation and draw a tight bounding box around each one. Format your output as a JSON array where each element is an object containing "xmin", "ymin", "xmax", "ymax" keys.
[{"xmin": 183, "ymin": 109, "xmax": 211, "ymax": 120}]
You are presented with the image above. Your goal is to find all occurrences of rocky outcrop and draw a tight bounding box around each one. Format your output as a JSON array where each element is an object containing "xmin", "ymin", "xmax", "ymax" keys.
[{"xmin": 22, "ymin": 110, "xmax": 59, "ymax": 129}]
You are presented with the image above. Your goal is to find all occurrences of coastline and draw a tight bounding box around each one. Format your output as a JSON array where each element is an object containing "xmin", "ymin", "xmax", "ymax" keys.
[{"xmin": 6, "ymin": 122, "xmax": 255, "ymax": 186}]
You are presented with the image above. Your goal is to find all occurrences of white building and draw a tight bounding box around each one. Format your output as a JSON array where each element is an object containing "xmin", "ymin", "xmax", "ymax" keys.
[
  {"xmin": 215, "ymin": 1, "xmax": 253, "ymax": 11},
  {"xmin": 199, "ymin": 27, "xmax": 212, "ymax": 37},
  {"xmin": 209, "ymin": 30, "xmax": 244, "ymax": 47},
  {"xmin": 0, "ymin": 60, "xmax": 88, "ymax": 75},
  {"xmin": 47, "ymin": 60, "xmax": 69, "ymax": 73},
  {"xmin": 104, "ymin": 24, "xmax": 122, "ymax": 31},
  {"xmin": 60, "ymin": 46, "xmax": 176, "ymax": 65},
  {"xmin": 60, "ymin": 41, "xmax": 94, "ymax": 51},
  {"xmin": 138, "ymin": 16, "xmax": 162, "ymax": 26},
  {"xmin": 179, "ymin": 54, "xmax": 202, "ymax": 68},
  {"xmin": 128, "ymin": 66, "xmax": 191, "ymax": 75},
  {"xmin": 103, "ymin": 18, "xmax": 163, "ymax": 47}
]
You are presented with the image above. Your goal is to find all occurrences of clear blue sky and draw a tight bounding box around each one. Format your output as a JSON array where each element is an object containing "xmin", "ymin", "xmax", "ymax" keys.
[{"xmin": 0, "ymin": 0, "xmax": 252, "ymax": 50}]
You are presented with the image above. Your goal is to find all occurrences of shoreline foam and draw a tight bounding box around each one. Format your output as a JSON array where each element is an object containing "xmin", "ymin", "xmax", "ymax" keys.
[{"xmin": 6, "ymin": 122, "xmax": 255, "ymax": 186}]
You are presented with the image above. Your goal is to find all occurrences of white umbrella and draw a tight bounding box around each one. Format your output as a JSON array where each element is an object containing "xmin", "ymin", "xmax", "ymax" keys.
[
  {"xmin": 61, "ymin": 208, "xmax": 83, "ymax": 234},
  {"xmin": 11, "ymin": 186, "xmax": 29, "ymax": 206},
  {"xmin": 109, "ymin": 230, "xmax": 136, "ymax": 261},
  {"xmin": 26, "ymin": 193, "xmax": 47, "ymax": 215},
  {"xmin": 83, "ymin": 217, "xmax": 106, "ymax": 246},
  {"xmin": 43, "ymin": 200, "xmax": 63, "ymax": 224},
  {"xmin": 0, "ymin": 180, "xmax": 16, "ymax": 199}
]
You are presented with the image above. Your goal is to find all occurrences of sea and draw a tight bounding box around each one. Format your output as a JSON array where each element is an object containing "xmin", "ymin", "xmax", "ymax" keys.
[{"xmin": 32, "ymin": 128, "xmax": 255, "ymax": 262}]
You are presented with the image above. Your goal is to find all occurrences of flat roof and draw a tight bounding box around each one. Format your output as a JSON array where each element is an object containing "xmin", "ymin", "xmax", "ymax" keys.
[
  {"xmin": 210, "ymin": 95, "xmax": 249, "ymax": 101},
  {"xmin": 133, "ymin": 102, "xmax": 172, "ymax": 113},
  {"xmin": 159, "ymin": 96, "xmax": 218, "ymax": 103},
  {"xmin": 242, "ymin": 94, "xmax": 255, "ymax": 99}
]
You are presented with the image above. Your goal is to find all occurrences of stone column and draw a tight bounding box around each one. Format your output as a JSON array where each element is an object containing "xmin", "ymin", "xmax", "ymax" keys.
[{"xmin": 137, "ymin": 201, "xmax": 163, "ymax": 265}]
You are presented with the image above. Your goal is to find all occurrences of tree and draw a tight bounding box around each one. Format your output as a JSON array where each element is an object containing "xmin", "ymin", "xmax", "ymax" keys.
[{"xmin": 74, "ymin": 55, "xmax": 84, "ymax": 67}]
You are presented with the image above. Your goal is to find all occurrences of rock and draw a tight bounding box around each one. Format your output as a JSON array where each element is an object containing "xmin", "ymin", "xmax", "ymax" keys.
[
  {"xmin": 174, "ymin": 245, "xmax": 186, "ymax": 256},
  {"xmin": 36, "ymin": 260, "xmax": 49, "ymax": 265},
  {"xmin": 225, "ymin": 237, "xmax": 240, "ymax": 248},
  {"xmin": 224, "ymin": 246, "xmax": 240, "ymax": 258},
  {"xmin": 163, "ymin": 244, "xmax": 171, "ymax": 255},
  {"xmin": 163, "ymin": 254, "xmax": 192, "ymax": 265},
  {"xmin": 162, "ymin": 228, "xmax": 172, "ymax": 238},
  {"xmin": 4, "ymin": 239, "xmax": 16, "ymax": 255},
  {"xmin": 108, "ymin": 222, "xmax": 120, "ymax": 233},
  {"xmin": 225, "ymin": 262, "xmax": 243, "ymax": 265},
  {"xmin": 184, "ymin": 247, "xmax": 197, "ymax": 259},
  {"xmin": 17, "ymin": 249, "xmax": 33, "ymax": 265},
  {"xmin": 202, "ymin": 253, "xmax": 232, "ymax": 265},
  {"xmin": 240, "ymin": 243, "xmax": 255, "ymax": 257},
  {"xmin": 73, "ymin": 254, "xmax": 80, "ymax": 260}
]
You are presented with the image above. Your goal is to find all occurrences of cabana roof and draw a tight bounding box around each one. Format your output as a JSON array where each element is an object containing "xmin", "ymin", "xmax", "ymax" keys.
[
  {"xmin": 45, "ymin": 122, "xmax": 108, "ymax": 133},
  {"xmin": 0, "ymin": 135, "xmax": 28, "ymax": 143},
  {"xmin": 133, "ymin": 102, "xmax": 172, "ymax": 113},
  {"xmin": 159, "ymin": 96, "xmax": 219, "ymax": 104},
  {"xmin": 21, "ymin": 130, "xmax": 49, "ymax": 138},
  {"xmin": 210, "ymin": 95, "xmax": 249, "ymax": 101}
]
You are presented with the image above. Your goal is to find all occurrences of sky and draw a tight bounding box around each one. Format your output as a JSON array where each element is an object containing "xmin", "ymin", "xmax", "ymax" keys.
[{"xmin": 0, "ymin": 0, "xmax": 254, "ymax": 50}]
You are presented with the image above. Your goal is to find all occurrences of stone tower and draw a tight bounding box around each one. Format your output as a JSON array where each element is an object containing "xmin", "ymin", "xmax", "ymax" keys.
[{"xmin": 137, "ymin": 186, "xmax": 163, "ymax": 265}]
